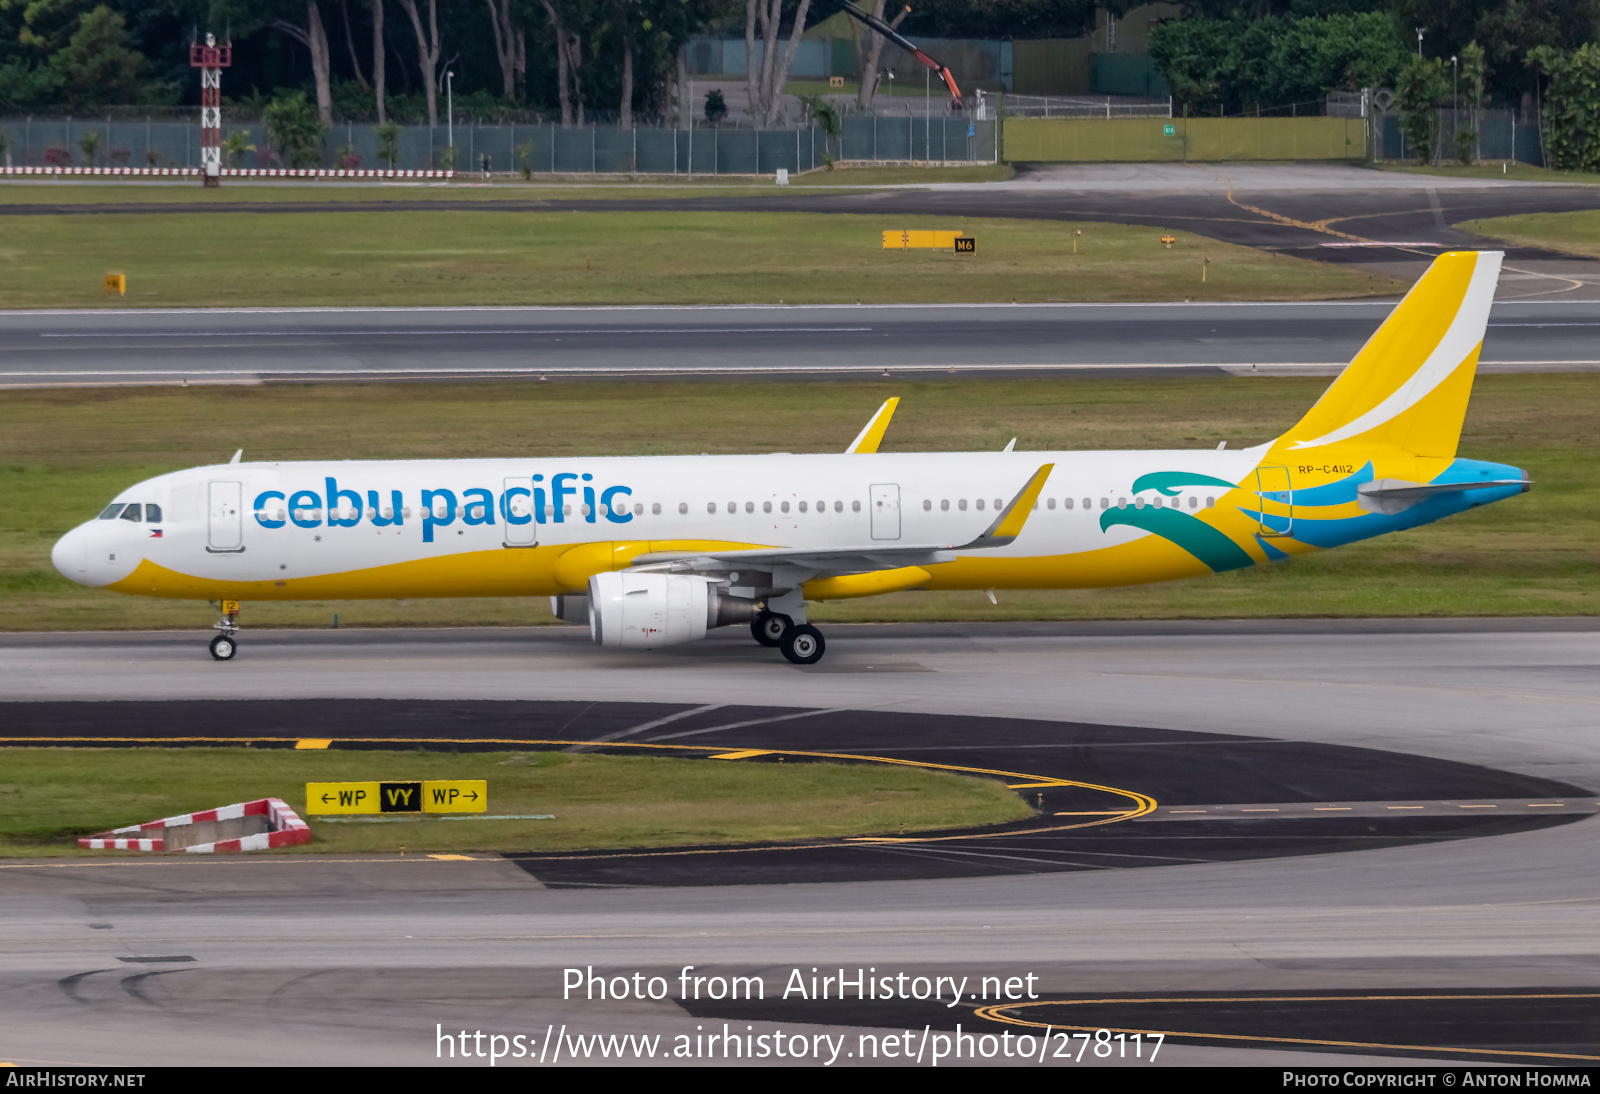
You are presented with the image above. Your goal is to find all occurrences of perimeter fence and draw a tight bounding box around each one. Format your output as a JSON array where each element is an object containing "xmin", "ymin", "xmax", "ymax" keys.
[{"xmin": 0, "ymin": 116, "xmax": 997, "ymax": 174}]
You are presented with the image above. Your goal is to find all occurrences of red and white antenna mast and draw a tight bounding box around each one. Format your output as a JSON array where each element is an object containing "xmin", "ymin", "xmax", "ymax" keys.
[{"xmin": 190, "ymin": 32, "xmax": 232, "ymax": 187}]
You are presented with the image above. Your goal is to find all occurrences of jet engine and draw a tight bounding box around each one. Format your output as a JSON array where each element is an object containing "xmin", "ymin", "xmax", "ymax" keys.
[{"xmin": 586, "ymin": 571, "xmax": 758, "ymax": 649}]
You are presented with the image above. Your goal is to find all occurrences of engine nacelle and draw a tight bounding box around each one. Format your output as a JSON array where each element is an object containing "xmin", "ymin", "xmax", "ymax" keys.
[{"xmin": 587, "ymin": 572, "xmax": 757, "ymax": 649}]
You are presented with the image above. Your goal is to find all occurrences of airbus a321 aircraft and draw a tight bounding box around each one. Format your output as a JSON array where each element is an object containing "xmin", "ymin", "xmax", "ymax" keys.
[{"xmin": 53, "ymin": 251, "xmax": 1527, "ymax": 665}]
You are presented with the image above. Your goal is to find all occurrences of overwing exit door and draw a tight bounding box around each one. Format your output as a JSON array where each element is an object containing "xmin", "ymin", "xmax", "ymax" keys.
[
  {"xmin": 503, "ymin": 477, "xmax": 538, "ymax": 546},
  {"xmin": 870, "ymin": 483, "xmax": 901, "ymax": 540}
]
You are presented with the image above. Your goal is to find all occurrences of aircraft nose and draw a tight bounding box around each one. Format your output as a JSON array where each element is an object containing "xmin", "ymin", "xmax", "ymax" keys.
[{"xmin": 52, "ymin": 524, "xmax": 90, "ymax": 583}]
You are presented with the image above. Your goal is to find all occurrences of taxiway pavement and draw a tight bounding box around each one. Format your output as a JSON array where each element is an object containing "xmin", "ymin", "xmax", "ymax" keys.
[{"xmin": 2, "ymin": 622, "xmax": 1597, "ymax": 1066}]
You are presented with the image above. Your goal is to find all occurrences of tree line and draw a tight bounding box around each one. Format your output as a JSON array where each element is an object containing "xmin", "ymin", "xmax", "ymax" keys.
[
  {"xmin": 1148, "ymin": 0, "xmax": 1597, "ymax": 167},
  {"xmin": 1, "ymin": 1, "xmax": 1596, "ymax": 168}
]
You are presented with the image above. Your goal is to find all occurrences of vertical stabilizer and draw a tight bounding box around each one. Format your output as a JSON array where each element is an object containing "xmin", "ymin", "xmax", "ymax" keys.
[{"xmin": 1284, "ymin": 251, "xmax": 1502, "ymax": 459}]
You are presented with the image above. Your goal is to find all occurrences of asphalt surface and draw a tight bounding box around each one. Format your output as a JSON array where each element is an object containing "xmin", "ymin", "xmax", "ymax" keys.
[
  {"xmin": 7, "ymin": 163, "xmax": 1600, "ymax": 264},
  {"xmin": 3, "ymin": 622, "xmax": 1598, "ymax": 1066},
  {"xmin": 4, "ymin": 298, "xmax": 1598, "ymax": 387},
  {"xmin": 5, "ymin": 167, "xmax": 1599, "ymax": 386},
  {"xmin": 4, "ymin": 698, "xmax": 1584, "ymax": 888}
]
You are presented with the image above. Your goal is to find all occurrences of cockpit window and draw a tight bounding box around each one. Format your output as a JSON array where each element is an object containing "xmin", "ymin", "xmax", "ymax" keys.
[
  {"xmin": 99, "ymin": 504, "xmax": 125, "ymax": 520},
  {"xmin": 145, "ymin": 503, "xmax": 162, "ymax": 523},
  {"xmin": 119, "ymin": 505, "xmax": 142, "ymax": 522}
]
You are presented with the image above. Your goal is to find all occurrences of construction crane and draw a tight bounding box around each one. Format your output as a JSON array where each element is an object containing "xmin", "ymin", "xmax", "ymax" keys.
[{"xmin": 836, "ymin": 0, "xmax": 963, "ymax": 111}]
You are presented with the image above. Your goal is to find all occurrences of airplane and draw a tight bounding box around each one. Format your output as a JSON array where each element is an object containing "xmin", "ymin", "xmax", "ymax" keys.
[{"xmin": 52, "ymin": 250, "xmax": 1527, "ymax": 665}]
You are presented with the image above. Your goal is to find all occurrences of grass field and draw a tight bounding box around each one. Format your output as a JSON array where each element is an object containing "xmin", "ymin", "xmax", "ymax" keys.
[
  {"xmin": 0, "ymin": 165, "xmax": 1011, "ymax": 205},
  {"xmin": 0, "ymin": 747, "xmax": 1033, "ymax": 857},
  {"xmin": 1459, "ymin": 210, "xmax": 1600, "ymax": 260},
  {"xmin": 0, "ymin": 208, "xmax": 1389, "ymax": 309},
  {"xmin": 3, "ymin": 374, "xmax": 1594, "ymax": 630}
]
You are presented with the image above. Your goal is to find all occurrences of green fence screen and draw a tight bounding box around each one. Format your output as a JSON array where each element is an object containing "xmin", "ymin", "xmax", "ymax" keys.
[{"xmin": 1003, "ymin": 116, "xmax": 1368, "ymax": 162}]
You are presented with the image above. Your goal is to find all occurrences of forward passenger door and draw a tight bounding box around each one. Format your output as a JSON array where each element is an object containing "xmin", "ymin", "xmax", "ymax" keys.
[{"xmin": 207, "ymin": 481, "xmax": 243, "ymax": 552}]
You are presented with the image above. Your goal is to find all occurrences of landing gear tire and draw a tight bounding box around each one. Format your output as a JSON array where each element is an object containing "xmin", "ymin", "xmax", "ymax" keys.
[
  {"xmin": 209, "ymin": 634, "xmax": 237, "ymax": 662},
  {"xmin": 780, "ymin": 624, "xmax": 825, "ymax": 665},
  {"xmin": 752, "ymin": 611, "xmax": 791, "ymax": 648}
]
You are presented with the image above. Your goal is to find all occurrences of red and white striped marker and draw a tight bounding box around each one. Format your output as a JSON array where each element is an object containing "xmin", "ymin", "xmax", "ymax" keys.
[{"xmin": 79, "ymin": 797, "xmax": 312, "ymax": 854}]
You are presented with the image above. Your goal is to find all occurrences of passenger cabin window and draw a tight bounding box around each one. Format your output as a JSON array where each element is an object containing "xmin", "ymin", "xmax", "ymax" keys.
[
  {"xmin": 1047, "ymin": 498, "xmax": 1056, "ymax": 510},
  {"xmin": 922, "ymin": 499, "xmax": 931, "ymax": 511},
  {"xmin": 745, "ymin": 501, "xmax": 755, "ymax": 514},
  {"xmin": 706, "ymin": 502, "xmax": 716, "ymax": 514},
  {"xmin": 852, "ymin": 500, "xmax": 861, "ymax": 513},
  {"xmin": 830, "ymin": 500, "xmax": 839, "ymax": 512},
  {"xmin": 975, "ymin": 499, "xmax": 985, "ymax": 511},
  {"xmin": 653, "ymin": 503, "xmax": 662, "ymax": 516},
  {"xmin": 119, "ymin": 505, "xmax": 142, "ymax": 522},
  {"xmin": 762, "ymin": 501, "xmax": 771, "ymax": 514},
  {"xmin": 940, "ymin": 499, "xmax": 949, "ymax": 511},
  {"xmin": 799, "ymin": 501, "xmax": 808, "ymax": 513},
  {"xmin": 1064, "ymin": 498, "xmax": 1074, "ymax": 510},
  {"xmin": 1188, "ymin": 496, "xmax": 1198, "ymax": 510},
  {"xmin": 781, "ymin": 501, "xmax": 790, "ymax": 514},
  {"xmin": 1099, "ymin": 498, "xmax": 1108, "ymax": 509},
  {"xmin": 1206, "ymin": 497, "xmax": 1216, "ymax": 508},
  {"xmin": 958, "ymin": 499, "xmax": 967, "ymax": 511},
  {"xmin": 726, "ymin": 502, "xmax": 736, "ymax": 514},
  {"xmin": 633, "ymin": 503, "xmax": 644, "ymax": 516}
]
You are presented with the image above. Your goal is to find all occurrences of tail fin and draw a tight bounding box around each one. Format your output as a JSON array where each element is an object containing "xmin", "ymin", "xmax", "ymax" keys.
[{"xmin": 1283, "ymin": 251, "xmax": 1501, "ymax": 459}]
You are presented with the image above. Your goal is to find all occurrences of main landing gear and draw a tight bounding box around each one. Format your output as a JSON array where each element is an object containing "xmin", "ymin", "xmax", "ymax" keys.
[
  {"xmin": 751, "ymin": 610, "xmax": 826, "ymax": 666},
  {"xmin": 209, "ymin": 600, "xmax": 239, "ymax": 661}
]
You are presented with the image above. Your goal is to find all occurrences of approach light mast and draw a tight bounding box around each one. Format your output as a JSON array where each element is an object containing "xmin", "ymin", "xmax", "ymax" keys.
[{"xmin": 190, "ymin": 32, "xmax": 232, "ymax": 188}]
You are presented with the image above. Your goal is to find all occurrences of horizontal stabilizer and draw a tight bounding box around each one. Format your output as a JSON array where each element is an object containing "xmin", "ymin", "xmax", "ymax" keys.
[{"xmin": 1356, "ymin": 477, "xmax": 1528, "ymax": 515}]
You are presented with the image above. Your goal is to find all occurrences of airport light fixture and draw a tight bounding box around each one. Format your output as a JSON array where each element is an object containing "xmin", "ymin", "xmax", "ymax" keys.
[
  {"xmin": 1452, "ymin": 55, "xmax": 1459, "ymax": 153},
  {"xmin": 446, "ymin": 69, "xmax": 455, "ymax": 159}
]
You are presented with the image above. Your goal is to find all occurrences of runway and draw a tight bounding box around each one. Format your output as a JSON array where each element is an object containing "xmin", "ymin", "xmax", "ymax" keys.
[
  {"xmin": 3, "ymin": 621, "xmax": 1598, "ymax": 1066},
  {"xmin": 5, "ymin": 167, "xmax": 1600, "ymax": 387},
  {"xmin": 4, "ymin": 298, "xmax": 1599, "ymax": 387}
]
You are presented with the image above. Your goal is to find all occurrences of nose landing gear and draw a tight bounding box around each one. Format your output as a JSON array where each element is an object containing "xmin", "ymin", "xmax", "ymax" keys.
[{"xmin": 209, "ymin": 599, "xmax": 239, "ymax": 661}]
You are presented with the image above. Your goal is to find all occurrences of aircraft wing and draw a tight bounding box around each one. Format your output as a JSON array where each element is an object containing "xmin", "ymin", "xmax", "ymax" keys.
[
  {"xmin": 628, "ymin": 463, "xmax": 1054, "ymax": 578},
  {"xmin": 629, "ymin": 542, "xmax": 958, "ymax": 575}
]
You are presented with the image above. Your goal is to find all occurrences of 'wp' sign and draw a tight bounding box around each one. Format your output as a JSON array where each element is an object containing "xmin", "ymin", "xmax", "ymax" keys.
[{"xmin": 306, "ymin": 780, "xmax": 487, "ymax": 814}]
